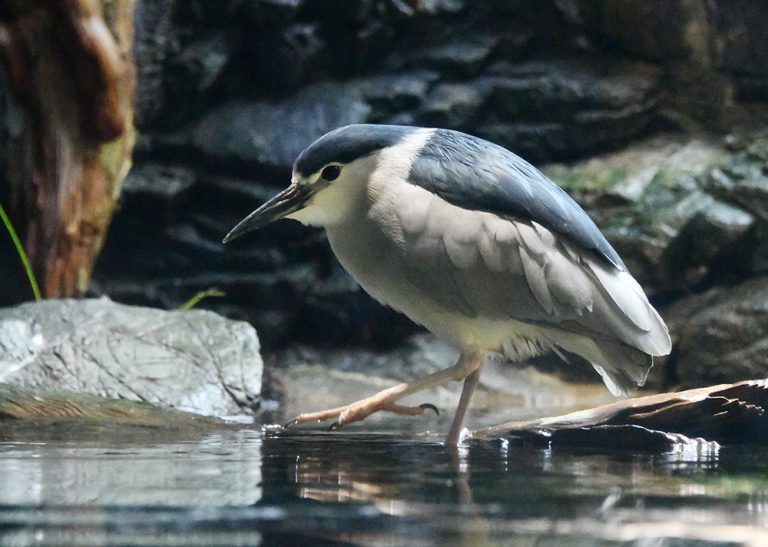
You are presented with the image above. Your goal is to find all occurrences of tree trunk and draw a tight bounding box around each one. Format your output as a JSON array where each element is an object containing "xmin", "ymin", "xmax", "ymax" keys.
[{"xmin": 0, "ymin": 0, "xmax": 135, "ymax": 298}]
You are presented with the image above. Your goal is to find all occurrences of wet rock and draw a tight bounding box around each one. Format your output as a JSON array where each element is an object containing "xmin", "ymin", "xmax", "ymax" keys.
[
  {"xmin": 0, "ymin": 298, "xmax": 263, "ymax": 417},
  {"xmin": 662, "ymin": 278, "xmax": 768, "ymax": 387}
]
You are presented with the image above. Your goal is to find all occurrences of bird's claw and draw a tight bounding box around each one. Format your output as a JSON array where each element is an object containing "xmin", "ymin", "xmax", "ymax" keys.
[
  {"xmin": 282, "ymin": 418, "xmax": 299, "ymax": 429},
  {"xmin": 329, "ymin": 421, "xmax": 340, "ymax": 431},
  {"xmin": 419, "ymin": 403, "xmax": 440, "ymax": 416}
]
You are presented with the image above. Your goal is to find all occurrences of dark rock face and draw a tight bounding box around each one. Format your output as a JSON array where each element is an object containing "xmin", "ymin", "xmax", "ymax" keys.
[
  {"xmin": 469, "ymin": 58, "xmax": 661, "ymax": 161},
  {"xmin": 183, "ymin": 83, "xmax": 372, "ymax": 172},
  {"xmin": 663, "ymin": 278, "xmax": 768, "ymax": 387},
  {"xmin": 3, "ymin": 1, "xmax": 767, "ymax": 392}
]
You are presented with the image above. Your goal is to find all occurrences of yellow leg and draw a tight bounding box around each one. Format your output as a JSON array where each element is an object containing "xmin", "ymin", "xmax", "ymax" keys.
[
  {"xmin": 445, "ymin": 358, "xmax": 486, "ymax": 447},
  {"xmin": 286, "ymin": 350, "xmax": 488, "ymax": 437}
]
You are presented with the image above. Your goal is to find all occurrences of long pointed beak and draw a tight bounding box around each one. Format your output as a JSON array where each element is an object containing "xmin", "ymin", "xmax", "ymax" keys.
[{"xmin": 223, "ymin": 183, "xmax": 309, "ymax": 243}]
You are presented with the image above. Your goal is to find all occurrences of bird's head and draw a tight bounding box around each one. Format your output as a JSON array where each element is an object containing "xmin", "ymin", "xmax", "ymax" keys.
[{"xmin": 223, "ymin": 124, "xmax": 415, "ymax": 243}]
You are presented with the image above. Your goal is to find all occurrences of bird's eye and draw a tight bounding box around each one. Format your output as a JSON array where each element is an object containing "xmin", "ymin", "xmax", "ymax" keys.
[{"xmin": 321, "ymin": 165, "xmax": 341, "ymax": 181}]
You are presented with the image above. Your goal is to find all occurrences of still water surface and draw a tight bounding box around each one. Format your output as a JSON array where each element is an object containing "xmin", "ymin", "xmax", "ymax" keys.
[{"xmin": 0, "ymin": 421, "xmax": 766, "ymax": 545}]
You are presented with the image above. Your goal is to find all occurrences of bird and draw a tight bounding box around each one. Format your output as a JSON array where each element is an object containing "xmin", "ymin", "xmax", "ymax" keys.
[{"xmin": 223, "ymin": 124, "xmax": 672, "ymax": 446}]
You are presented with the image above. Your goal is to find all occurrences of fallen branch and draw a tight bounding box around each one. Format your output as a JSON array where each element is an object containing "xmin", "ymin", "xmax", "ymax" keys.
[{"xmin": 473, "ymin": 379, "xmax": 768, "ymax": 448}]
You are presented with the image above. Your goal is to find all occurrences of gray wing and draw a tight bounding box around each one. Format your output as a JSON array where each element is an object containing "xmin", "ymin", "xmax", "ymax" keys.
[
  {"xmin": 389, "ymin": 183, "xmax": 671, "ymax": 395},
  {"xmin": 409, "ymin": 128, "xmax": 625, "ymax": 269}
]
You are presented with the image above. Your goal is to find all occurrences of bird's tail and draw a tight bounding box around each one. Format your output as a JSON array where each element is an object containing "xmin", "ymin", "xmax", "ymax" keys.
[{"xmin": 554, "ymin": 333, "xmax": 653, "ymax": 396}]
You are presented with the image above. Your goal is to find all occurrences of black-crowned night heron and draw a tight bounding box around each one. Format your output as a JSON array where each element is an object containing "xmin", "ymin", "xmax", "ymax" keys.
[{"xmin": 224, "ymin": 124, "xmax": 671, "ymax": 446}]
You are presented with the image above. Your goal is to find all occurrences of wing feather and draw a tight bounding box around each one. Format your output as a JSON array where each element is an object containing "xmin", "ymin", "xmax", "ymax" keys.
[
  {"xmin": 390, "ymin": 192, "xmax": 669, "ymax": 383},
  {"xmin": 518, "ymin": 243, "xmax": 556, "ymax": 315}
]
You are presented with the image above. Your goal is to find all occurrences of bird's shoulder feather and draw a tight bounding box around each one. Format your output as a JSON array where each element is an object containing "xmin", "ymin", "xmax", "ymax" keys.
[{"xmin": 407, "ymin": 128, "xmax": 625, "ymax": 269}]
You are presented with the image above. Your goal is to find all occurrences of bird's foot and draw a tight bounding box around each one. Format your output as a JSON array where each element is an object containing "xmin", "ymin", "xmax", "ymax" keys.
[{"xmin": 284, "ymin": 398, "xmax": 439, "ymax": 429}]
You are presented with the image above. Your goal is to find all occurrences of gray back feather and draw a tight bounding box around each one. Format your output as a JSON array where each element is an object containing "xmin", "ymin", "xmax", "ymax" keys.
[{"xmin": 408, "ymin": 129, "xmax": 625, "ymax": 270}]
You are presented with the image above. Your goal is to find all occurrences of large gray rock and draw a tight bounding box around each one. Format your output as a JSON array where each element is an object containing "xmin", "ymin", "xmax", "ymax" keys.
[{"xmin": 0, "ymin": 298, "xmax": 262, "ymax": 417}]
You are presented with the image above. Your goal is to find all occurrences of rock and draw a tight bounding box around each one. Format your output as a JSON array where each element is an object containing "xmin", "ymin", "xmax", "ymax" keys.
[
  {"xmin": 242, "ymin": 0, "xmax": 305, "ymax": 23},
  {"xmin": 173, "ymin": 82, "xmax": 371, "ymax": 172},
  {"xmin": 474, "ymin": 58, "xmax": 662, "ymax": 161},
  {"xmin": 237, "ymin": 21, "xmax": 329, "ymax": 96},
  {"xmin": 576, "ymin": 0, "xmax": 768, "ymax": 126},
  {"xmin": 578, "ymin": 0, "xmax": 712, "ymax": 65},
  {"xmin": 705, "ymin": 137, "xmax": 768, "ymax": 222},
  {"xmin": 118, "ymin": 162, "xmax": 197, "ymax": 219},
  {"xmin": 662, "ymin": 201, "xmax": 754, "ymax": 289},
  {"xmin": 416, "ymin": 81, "xmax": 491, "ymax": 130},
  {"xmin": 543, "ymin": 136, "xmax": 733, "ymax": 292},
  {"xmin": 703, "ymin": 135, "xmax": 768, "ymax": 275},
  {"xmin": 357, "ymin": 70, "xmax": 440, "ymax": 121},
  {"xmin": 404, "ymin": 33, "xmax": 500, "ymax": 77},
  {"xmin": 132, "ymin": 0, "xmax": 179, "ymax": 129},
  {"xmin": 162, "ymin": 31, "xmax": 233, "ymax": 122},
  {"xmin": 0, "ymin": 298, "xmax": 263, "ymax": 417},
  {"xmin": 389, "ymin": 0, "xmax": 467, "ymax": 16},
  {"xmin": 662, "ymin": 278, "xmax": 768, "ymax": 387},
  {"xmin": 411, "ymin": 57, "xmax": 662, "ymax": 161},
  {"xmin": 711, "ymin": 0, "xmax": 768, "ymax": 77},
  {"xmin": 0, "ymin": 384, "xmax": 232, "ymax": 426}
]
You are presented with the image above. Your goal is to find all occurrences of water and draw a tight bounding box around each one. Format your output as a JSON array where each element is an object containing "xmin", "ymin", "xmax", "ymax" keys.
[{"xmin": 1, "ymin": 421, "xmax": 767, "ymax": 546}]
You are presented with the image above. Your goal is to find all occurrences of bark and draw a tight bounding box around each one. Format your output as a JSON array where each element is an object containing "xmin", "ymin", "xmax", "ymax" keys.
[{"xmin": 0, "ymin": 0, "xmax": 135, "ymax": 298}]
